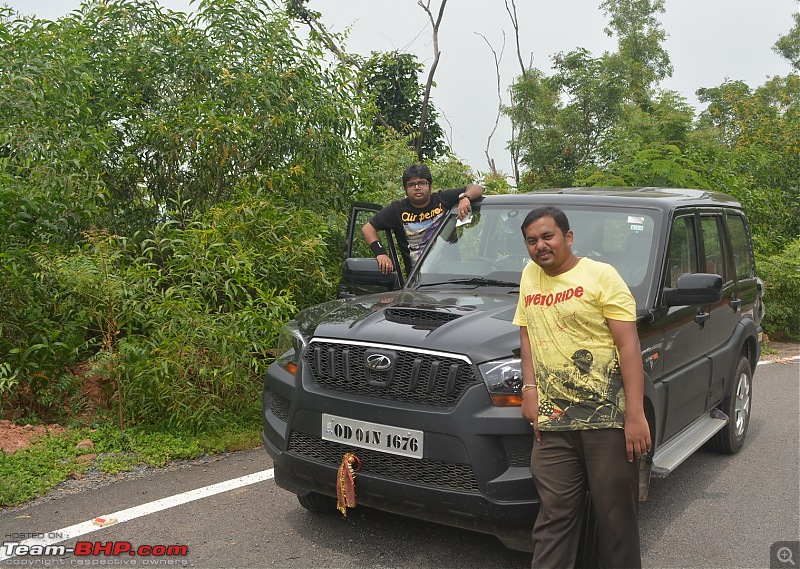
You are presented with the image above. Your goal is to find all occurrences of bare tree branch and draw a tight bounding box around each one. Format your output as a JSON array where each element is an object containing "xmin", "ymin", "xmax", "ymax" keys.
[
  {"xmin": 504, "ymin": 0, "xmax": 528, "ymax": 79},
  {"xmin": 439, "ymin": 109, "xmax": 455, "ymax": 151},
  {"xmin": 415, "ymin": 0, "xmax": 448, "ymax": 161},
  {"xmin": 476, "ymin": 31, "xmax": 505, "ymax": 176},
  {"xmin": 504, "ymin": 0, "xmax": 528, "ymax": 184}
]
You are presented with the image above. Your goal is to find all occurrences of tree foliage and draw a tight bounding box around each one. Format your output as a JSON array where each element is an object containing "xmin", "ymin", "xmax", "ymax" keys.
[
  {"xmin": 504, "ymin": 2, "xmax": 798, "ymax": 339},
  {"xmin": 600, "ymin": 0, "xmax": 672, "ymax": 106},
  {"xmin": 1, "ymin": 0, "xmax": 362, "ymax": 235},
  {"xmin": 361, "ymin": 51, "xmax": 448, "ymax": 162},
  {"xmin": 0, "ymin": 0, "xmax": 368, "ymax": 427},
  {"xmin": 695, "ymin": 76, "xmax": 800, "ymax": 252},
  {"xmin": 774, "ymin": 12, "xmax": 800, "ymax": 72},
  {"xmin": 508, "ymin": 0, "xmax": 676, "ymax": 189}
]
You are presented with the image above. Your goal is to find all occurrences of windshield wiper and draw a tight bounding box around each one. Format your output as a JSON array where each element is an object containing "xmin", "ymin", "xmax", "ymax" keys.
[{"xmin": 418, "ymin": 277, "xmax": 519, "ymax": 288}]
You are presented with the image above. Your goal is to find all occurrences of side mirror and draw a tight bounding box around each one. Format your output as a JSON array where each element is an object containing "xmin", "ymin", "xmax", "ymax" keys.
[
  {"xmin": 663, "ymin": 273, "xmax": 723, "ymax": 306},
  {"xmin": 338, "ymin": 258, "xmax": 400, "ymax": 298}
]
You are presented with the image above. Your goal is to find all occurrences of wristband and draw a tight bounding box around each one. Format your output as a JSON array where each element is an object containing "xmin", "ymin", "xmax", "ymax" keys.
[
  {"xmin": 521, "ymin": 383, "xmax": 538, "ymax": 394},
  {"xmin": 370, "ymin": 241, "xmax": 388, "ymax": 257}
]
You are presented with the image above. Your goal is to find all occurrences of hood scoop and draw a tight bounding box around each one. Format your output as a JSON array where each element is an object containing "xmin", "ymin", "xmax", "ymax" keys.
[{"xmin": 384, "ymin": 307, "xmax": 464, "ymax": 328}]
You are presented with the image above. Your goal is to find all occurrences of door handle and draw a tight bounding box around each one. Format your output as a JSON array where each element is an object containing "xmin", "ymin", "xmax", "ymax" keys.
[
  {"xmin": 730, "ymin": 296, "xmax": 742, "ymax": 310},
  {"xmin": 695, "ymin": 311, "xmax": 710, "ymax": 325}
]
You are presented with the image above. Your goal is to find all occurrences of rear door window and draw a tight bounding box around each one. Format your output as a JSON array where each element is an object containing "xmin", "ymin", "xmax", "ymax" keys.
[
  {"xmin": 726, "ymin": 213, "xmax": 754, "ymax": 281},
  {"xmin": 700, "ymin": 215, "xmax": 730, "ymax": 283},
  {"xmin": 665, "ymin": 215, "xmax": 699, "ymax": 288}
]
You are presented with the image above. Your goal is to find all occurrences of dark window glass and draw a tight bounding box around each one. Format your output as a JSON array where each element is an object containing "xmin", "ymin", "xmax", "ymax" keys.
[
  {"xmin": 727, "ymin": 214, "xmax": 753, "ymax": 280},
  {"xmin": 700, "ymin": 215, "xmax": 728, "ymax": 282},
  {"xmin": 666, "ymin": 216, "xmax": 698, "ymax": 288}
]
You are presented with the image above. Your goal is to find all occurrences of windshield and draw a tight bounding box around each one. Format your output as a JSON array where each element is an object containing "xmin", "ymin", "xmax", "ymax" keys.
[{"xmin": 411, "ymin": 203, "xmax": 659, "ymax": 307}]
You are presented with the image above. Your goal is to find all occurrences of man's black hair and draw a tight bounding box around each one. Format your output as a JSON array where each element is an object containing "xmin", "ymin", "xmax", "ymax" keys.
[
  {"xmin": 521, "ymin": 205, "xmax": 571, "ymax": 236},
  {"xmin": 402, "ymin": 163, "xmax": 433, "ymax": 187}
]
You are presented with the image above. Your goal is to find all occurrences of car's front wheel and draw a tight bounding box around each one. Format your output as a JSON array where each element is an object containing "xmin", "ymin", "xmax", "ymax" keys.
[
  {"xmin": 710, "ymin": 355, "xmax": 752, "ymax": 454},
  {"xmin": 297, "ymin": 491, "xmax": 338, "ymax": 513}
]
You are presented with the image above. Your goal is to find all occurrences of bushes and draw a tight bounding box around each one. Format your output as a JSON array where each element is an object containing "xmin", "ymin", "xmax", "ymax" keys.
[
  {"xmin": 1, "ymin": 197, "xmax": 336, "ymax": 431},
  {"xmin": 113, "ymin": 197, "xmax": 335, "ymax": 431},
  {"xmin": 758, "ymin": 237, "xmax": 800, "ymax": 340}
]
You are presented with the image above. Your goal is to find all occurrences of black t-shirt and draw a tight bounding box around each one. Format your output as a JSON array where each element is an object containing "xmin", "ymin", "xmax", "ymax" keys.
[{"xmin": 369, "ymin": 187, "xmax": 465, "ymax": 274}]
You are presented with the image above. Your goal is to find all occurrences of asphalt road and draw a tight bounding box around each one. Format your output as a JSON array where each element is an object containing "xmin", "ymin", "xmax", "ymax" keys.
[{"xmin": 1, "ymin": 359, "xmax": 798, "ymax": 569}]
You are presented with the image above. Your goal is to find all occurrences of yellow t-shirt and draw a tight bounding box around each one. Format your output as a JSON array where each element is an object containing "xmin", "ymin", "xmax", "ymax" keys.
[{"xmin": 512, "ymin": 257, "xmax": 636, "ymax": 430}]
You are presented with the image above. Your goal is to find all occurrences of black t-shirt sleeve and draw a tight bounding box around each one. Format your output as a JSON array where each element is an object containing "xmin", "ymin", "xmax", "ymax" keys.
[
  {"xmin": 369, "ymin": 202, "xmax": 402, "ymax": 231},
  {"xmin": 439, "ymin": 187, "xmax": 466, "ymax": 209}
]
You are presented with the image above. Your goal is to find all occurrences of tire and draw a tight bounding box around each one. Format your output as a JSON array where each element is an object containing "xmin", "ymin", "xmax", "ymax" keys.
[
  {"xmin": 710, "ymin": 355, "xmax": 752, "ymax": 454},
  {"xmin": 297, "ymin": 491, "xmax": 338, "ymax": 514}
]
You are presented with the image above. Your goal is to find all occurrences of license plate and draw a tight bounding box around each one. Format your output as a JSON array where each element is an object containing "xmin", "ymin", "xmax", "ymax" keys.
[{"xmin": 321, "ymin": 413, "xmax": 424, "ymax": 459}]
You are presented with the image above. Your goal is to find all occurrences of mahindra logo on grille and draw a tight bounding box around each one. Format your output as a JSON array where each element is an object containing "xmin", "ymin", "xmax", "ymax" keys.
[{"xmin": 365, "ymin": 353, "xmax": 393, "ymax": 370}]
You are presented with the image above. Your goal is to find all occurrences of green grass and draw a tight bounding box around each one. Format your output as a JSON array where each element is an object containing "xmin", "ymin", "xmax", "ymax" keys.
[{"xmin": 0, "ymin": 422, "xmax": 262, "ymax": 507}]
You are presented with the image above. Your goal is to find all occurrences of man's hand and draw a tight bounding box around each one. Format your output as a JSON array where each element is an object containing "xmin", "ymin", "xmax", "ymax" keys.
[
  {"xmin": 362, "ymin": 223, "xmax": 394, "ymax": 274},
  {"xmin": 376, "ymin": 253, "xmax": 394, "ymax": 274},
  {"xmin": 521, "ymin": 390, "xmax": 541, "ymax": 442},
  {"xmin": 518, "ymin": 326, "xmax": 540, "ymax": 441},
  {"xmin": 624, "ymin": 411, "xmax": 651, "ymax": 462},
  {"xmin": 607, "ymin": 318, "xmax": 651, "ymax": 461}
]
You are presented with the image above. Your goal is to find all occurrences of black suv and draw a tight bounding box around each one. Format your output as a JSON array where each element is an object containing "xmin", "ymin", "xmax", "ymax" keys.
[{"xmin": 262, "ymin": 188, "xmax": 764, "ymax": 554}]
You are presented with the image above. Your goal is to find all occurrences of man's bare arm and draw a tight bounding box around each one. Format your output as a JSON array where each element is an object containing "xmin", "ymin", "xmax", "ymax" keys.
[
  {"xmin": 362, "ymin": 222, "xmax": 394, "ymax": 274},
  {"xmin": 607, "ymin": 318, "xmax": 651, "ymax": 461}
]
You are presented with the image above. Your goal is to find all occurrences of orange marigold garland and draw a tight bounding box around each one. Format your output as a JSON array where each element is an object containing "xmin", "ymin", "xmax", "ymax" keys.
[{"xmin": 336, "ymin": 452, "xmax": 361, "ymax": 516}]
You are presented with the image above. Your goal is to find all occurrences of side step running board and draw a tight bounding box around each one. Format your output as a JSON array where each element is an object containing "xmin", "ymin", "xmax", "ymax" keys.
[{"xmin": 651, "ymin": 409, "xmax": 729, "ymax": 478}]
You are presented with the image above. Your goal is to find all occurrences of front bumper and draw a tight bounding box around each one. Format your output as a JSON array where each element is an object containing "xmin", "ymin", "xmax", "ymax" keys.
[{"xmin": 261, "ymin": 360, "xmax": 540, "ymax": 551}]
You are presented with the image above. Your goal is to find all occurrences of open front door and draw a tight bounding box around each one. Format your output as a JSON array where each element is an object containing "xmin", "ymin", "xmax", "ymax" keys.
[{"xmin": 339, "ymin": 202, "xmax": 404, "ymax": 298}]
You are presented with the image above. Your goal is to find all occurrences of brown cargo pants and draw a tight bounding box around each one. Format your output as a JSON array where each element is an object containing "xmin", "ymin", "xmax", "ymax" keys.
[{"xmin": 530, "ymin": 428, "xmax": 641, "ymax": 569}]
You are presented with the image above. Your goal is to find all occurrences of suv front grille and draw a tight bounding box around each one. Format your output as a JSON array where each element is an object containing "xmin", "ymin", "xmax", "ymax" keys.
[
  {"xmin": 288, "ymin": 431, "xmax": 480, "ymax": 492},
  {"xmin": 304, "ymin": 340, "xmax": 479, "ymax": 406}
]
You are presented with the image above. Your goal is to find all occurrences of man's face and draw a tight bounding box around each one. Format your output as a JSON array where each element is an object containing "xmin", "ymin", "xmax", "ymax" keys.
[
  {"xmin": 522, "ymin": 215, "xmax": 574, "ymax": 275},
  {"xmin": 404, "ymin": 177, "xmax": 432, "ymax": 208}
]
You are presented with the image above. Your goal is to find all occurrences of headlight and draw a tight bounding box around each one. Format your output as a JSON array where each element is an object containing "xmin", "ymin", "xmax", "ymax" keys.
[
  {"xmin": 478, "ymin": 358, "xmax": 523, "ymax": 407},
  {"xmin": 275, "ymin": 320, "xmax": 307, "ymax": 376}
]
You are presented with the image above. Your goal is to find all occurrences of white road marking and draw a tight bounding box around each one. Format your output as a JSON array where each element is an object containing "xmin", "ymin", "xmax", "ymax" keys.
[{"xmin": 0, "ymin": 468, "xmax": 274, "ymax": 561}]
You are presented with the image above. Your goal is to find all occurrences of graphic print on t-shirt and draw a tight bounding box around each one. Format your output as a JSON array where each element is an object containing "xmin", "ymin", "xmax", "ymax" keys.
[
  {"xmin": 402, "ymin": 204, "xmax": 447, "ymax": 265},
  {"xmin": 533, "ymin": 348, "xmax": 625, "ymax": 429},
  {"xmin": 368, "ymin": 189, "xmax": 463, "ymax": 272},
  {"xmin": 512, "ymin": 257, "xmax": 636, "ymax": 431}
]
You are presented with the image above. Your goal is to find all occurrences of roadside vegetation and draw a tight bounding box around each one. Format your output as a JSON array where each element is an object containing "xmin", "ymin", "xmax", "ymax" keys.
[{"xmin": 1, "ymin": 0, "xmax": 798, "ymax": 506}]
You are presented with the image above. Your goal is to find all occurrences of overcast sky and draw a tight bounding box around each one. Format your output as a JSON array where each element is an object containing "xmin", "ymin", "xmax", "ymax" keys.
[{"xmin": 3, "ymin": 0, "xmax": 797, "ymax": 176}]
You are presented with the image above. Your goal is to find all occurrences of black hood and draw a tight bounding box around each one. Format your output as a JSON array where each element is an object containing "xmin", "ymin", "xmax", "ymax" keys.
[{"xmin": 296, "ymin": 288, "xmax": 522, "ymax": 364}]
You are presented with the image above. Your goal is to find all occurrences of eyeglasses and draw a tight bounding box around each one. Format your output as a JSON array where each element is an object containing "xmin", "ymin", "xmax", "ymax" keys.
[{"xmin": 405, "ymin": 180, "xmax": 429, "ymax": 189}]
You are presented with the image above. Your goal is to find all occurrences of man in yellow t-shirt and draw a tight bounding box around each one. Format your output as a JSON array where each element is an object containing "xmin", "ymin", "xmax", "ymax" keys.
[{"xmin": 512, "ymin": 205, "xmax": 651, "ymax": 569}]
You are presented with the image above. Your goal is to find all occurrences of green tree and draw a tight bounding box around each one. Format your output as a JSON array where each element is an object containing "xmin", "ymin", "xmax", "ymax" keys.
[
  {"xmin": 600, "ymin": 0, "xmax": 672, "ymax": 107},
  {"xmin": 774, "ymin": 12, "xmax": 800, "ymax": 71},
  {"xmin": 0, "ymin": 0, "xmax": 370, "ymax": 424},
  {"xmin": 361, "ymin": 51, "xmax": 448, "ymax": 162},
  {"xmin": 507, "ymin": 0, "xmax": 675, "ymax": 189},
  {"xmin": 1, "ymin": 0, "xmax": 364, "ymax": 237},
  {"xmin": 506, "ymin": 68, "xmax": 566, "ymax": 188},
  {"xmin": 695, "ymin": 76, "xmax": 800, "ymax": 252},
  {"xmin": 578, "ymin": 91, "xmax": 702, "ymax": 186},
  {"xmin": 508, "ymin": 50, "xmax": 626, "ymax": 188}
]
